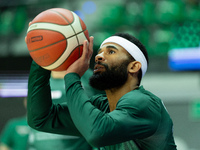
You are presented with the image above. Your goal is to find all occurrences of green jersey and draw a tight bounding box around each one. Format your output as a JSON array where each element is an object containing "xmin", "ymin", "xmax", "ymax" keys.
[
  {"xmin": 0, "ymin": 116, "xmax": 30, "ymax": 150},
  {"xmin": 28, "ymin": 129, "xmax": 92, "ymax": 150},
  {"xmin": 27, "ymin": 66, "xmax": 102, "ymax": 150},
  {"xmin": 27, "ymin": 61, "xmax": 177, "ymax": 150}
]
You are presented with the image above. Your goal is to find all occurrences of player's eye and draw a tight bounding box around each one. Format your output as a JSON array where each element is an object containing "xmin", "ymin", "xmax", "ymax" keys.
[{"xmin": 109, "ymin": 50, "xmax": 115, "ymax": 54}]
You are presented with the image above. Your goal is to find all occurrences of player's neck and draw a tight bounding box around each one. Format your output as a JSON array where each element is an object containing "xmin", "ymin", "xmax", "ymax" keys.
[{"xmin": 105, "ymin": 80, "xmax": 138, "ymax": 112}]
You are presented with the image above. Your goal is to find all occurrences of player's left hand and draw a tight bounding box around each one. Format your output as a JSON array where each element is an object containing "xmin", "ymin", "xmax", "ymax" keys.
[{"xmin": 65, "ymin": 36, "xmax": 94, "ymax": 77}]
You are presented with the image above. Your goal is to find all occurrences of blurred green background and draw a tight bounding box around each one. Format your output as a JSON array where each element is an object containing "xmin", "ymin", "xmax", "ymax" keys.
[
  {"xmin": 0, "ymin": 0, "xmax": 200, "ymax": 150},
  {"xmin": 0, "ymin": 0, "xmax": 200, "ymax": 71}
]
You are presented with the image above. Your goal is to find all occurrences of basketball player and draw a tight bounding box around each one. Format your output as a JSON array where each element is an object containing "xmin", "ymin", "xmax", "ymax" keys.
[{"xmin": 27, "ymin": 33, "xmax": 177, "ymax": 150}]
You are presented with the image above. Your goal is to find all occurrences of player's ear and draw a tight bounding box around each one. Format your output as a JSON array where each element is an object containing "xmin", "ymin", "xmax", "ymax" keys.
[{"xmin": 128, "ymin": 61, "xmax": 141, "ymax": 74}]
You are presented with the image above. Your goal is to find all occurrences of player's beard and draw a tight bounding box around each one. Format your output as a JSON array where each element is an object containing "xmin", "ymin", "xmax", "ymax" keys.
[{"xmin": 89, "ymin": 60, "xmax": 130, "ymax": 91}]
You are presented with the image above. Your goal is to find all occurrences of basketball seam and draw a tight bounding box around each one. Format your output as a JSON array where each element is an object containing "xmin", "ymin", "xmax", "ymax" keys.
[
  {"xmin": 27, "ymin": 22, "xmax": 71, "ymax": 33},
  {"xmin": 28, "ymin": 25, "xmax": 87, "ymax": 35},
  {"xmin": 28, "ymin": 29, "xmax": 86, "ymax": 52},
  {"xmin": 29, "ymin": 38, "xmax": 66, "ymax": 52},
  {"xmin": 50, "ymin": 9, "xmax": 73, "ymax": 25},
  {"xmin": 71, "ymin": 13, "xmax": 81, "ymax": 57},
  {"xmin": 45, "ymin": 10, "xmax": 87, "ymax": 69},
  {"xmin": 48, "ymin": 45, "xmax": 82, "ymax": 70},
  {"xmin": 50, "ymin": 10, "xmax": 83, "ymax": 57}
]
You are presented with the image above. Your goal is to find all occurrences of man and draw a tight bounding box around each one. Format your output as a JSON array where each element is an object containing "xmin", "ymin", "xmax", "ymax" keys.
[
  {"xmin": 0, "ymin": 116, "xmax": 29, "ymax": 150},
  {"xmin": 0, "ymin": 98, "xmax": 30, "ymax": 150},
  {"xmin": 27, "ymin": 33, "xmax": 177, "ymax": 150}
]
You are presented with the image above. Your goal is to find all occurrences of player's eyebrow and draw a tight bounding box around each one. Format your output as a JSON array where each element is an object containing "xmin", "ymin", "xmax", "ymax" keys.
[
  {"xmin": 106, "ymin": 45, "xmax": 118, "ymax": 50},
  {"xmin": 97, "ymin": 45, "xmax": 118, "ymax": 53}
]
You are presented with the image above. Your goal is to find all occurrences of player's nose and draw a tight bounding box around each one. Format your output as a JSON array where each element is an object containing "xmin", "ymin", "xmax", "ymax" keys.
[{"xmin": 95, "ymin": 52, "xmax": 105, "ymax": 62}]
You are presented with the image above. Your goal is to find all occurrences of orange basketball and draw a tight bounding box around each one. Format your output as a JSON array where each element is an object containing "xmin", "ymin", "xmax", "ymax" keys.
[{"xmin": 25, "ymin": 8, "xmax": 89, "ymax": 71}]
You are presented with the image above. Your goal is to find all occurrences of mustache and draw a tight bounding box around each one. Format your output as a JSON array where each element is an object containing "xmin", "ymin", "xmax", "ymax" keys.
[{"xmin": 95, "ymin": 61, "xmax": 109, "ymax": 69}]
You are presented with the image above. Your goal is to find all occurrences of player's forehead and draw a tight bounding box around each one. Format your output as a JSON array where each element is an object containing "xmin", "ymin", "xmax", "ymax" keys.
[{"xmin": 98, "ymin": 42, "xmax": 126, "ymax": 53}]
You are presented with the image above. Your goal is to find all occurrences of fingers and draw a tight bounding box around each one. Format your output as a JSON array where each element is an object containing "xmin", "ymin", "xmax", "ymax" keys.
[
  {"xmin": 88, "ymin": 36, "xmax": 94, "ymax": 59},
  {"xmin": 82, "ymin": 36, "xmax": 93, "ymax": 60},
  {"xmin": 65, "ymin": 36, "xmax": 94, "ymax": 76},
  {"xmin": 82, "ymin": 40, "xmax": 88, "ymax": 60}
]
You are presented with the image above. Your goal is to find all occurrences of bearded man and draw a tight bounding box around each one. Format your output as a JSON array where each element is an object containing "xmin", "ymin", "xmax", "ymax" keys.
[{"xmin": 27, "ymin": 33, "xmax": 177, "ymax": 150}]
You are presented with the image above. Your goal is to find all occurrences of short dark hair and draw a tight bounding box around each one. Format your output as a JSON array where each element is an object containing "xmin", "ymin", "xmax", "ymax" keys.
[{"xmin": 113, "ymin": 33, "xmax": 149, "ymax": 85}]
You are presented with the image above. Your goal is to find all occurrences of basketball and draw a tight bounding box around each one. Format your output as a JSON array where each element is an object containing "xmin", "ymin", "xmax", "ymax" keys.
[{"xmin": 25, "ymin": 8, "xmax": 89, "ymax": 71}]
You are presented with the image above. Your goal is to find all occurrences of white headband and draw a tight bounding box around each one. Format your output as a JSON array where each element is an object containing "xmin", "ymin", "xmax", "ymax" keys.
[{"xmin": 100, "ymin": 36, "xmax": 147, "ymax": 77}]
